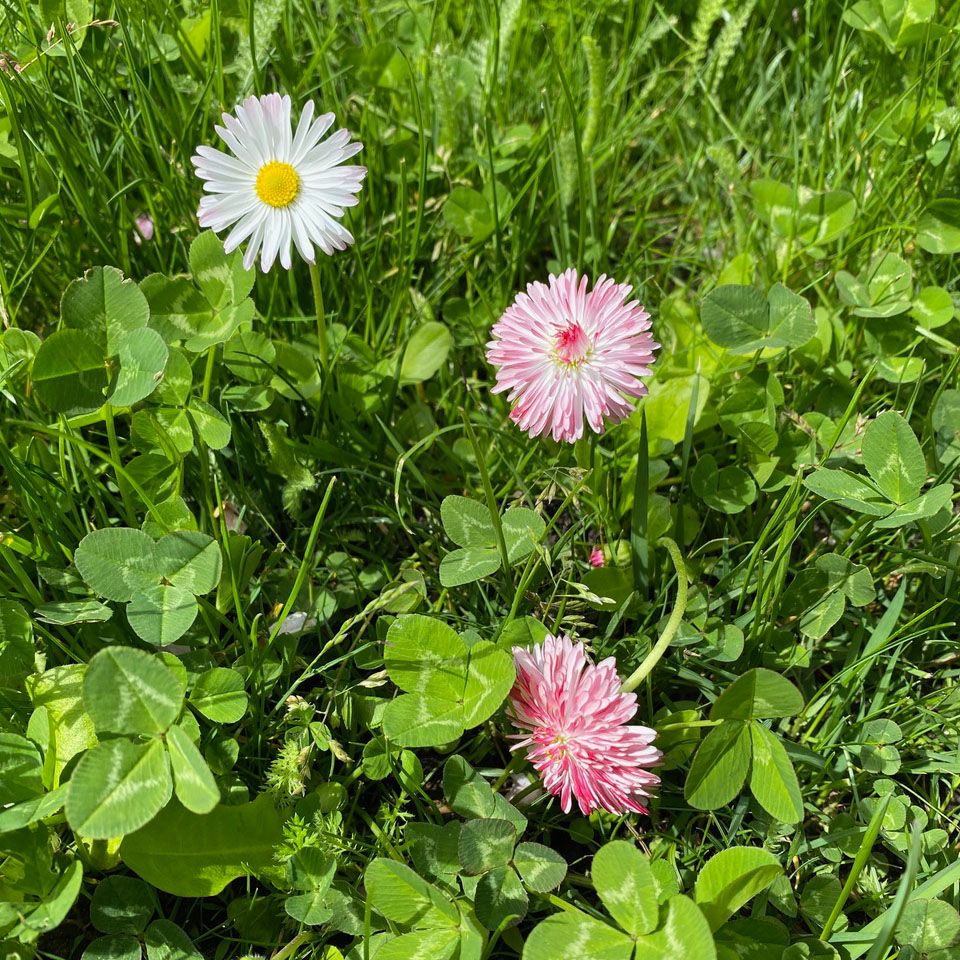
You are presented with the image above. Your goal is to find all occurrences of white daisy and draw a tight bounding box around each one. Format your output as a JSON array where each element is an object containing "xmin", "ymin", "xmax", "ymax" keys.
[{"xmin": 191, "ymin": 93, "xmax": 366, "ymax": 272}]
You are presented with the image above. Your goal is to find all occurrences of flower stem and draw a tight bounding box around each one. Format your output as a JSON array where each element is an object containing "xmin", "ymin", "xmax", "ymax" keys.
[
  {"xmin": 491, "ymin": 753, "xmax": 522, "ymax": 791},
  {"xmin": 621, "ymin": 536, "xmax": 687, "ymax": 693},
  {"xmin": 463, "ymin": 415, "xmax": 515, "ymax": 594},
  {"xmin": 308, "ymin": 260, "xmax": 328, "ymax": 373},
  {"xmin": 199, "ymin": 345, "xmax": 218, "ymax": 533}
]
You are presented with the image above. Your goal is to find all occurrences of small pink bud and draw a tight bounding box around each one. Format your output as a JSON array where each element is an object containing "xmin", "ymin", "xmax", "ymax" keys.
[
  {"xmin": 214, "ymin": 499, "xmax": 246, "ymax": 534},
  {"xmin": 589, "ymin": 547, "xmax": 604, "ymax": 568},
  {"xmin": 134, "ymin": 213, "xmax": 154, "ymax": 244}
]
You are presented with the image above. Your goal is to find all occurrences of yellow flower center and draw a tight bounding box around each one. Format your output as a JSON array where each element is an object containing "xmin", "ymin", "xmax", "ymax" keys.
[
  {"xmin": 546, "ymin": 733, "xmax": 570, "ymax": 762},
  {"xmin": 255, "ymin": 161, "xmax": 299, "ymax": 208}
]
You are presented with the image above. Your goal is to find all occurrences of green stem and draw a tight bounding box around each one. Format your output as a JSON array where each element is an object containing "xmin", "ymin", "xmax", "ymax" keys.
[
  {"xmin": 656, "ymin": 719, "xmax": 723, "ymax": 732},
  {"xmin": 212, "ymin": 470, "xmax": 247, "ymax": 639},
  {"xmin": 621, "ymin": 537, "xmax": 687, "ymax": 693},
  {"xmin": 265, "ymin": 476, "xmax": 336, "ymax": 651},
  {"xmin": 201, "ymin": 344, "xmax": 217, "ymax": 403},
  {"xmin": 198, "ymin": 346, "xmax": 219, "ymax": 533},
  {"xmin": 463, "ymin": 415, "xmax": 515, "ymax": 593},
  {"xmin": 270, "ymin": 931, "xmax": 312, "ymax": 960},
  {"xmin": 820, "ymin": 793, "xmax": 890, "ymax": 941},
  {"xmin": 494, "ymin": 549, "xmax": 540, "ymax": 642},
  {"xmin": 309, "ymin": 260, "xmax": 329, "ymax": 373},
  {"xmin": 103, "ymin": 403, "xmax": 135, "ymax": 524},
  {"xmin": 491, "ymin": 754, "xmax": 522, "ymax": 792}
]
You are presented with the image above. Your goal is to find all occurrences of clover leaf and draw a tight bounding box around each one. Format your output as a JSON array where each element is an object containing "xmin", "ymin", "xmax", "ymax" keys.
[
  {"xmin": 142, "ymin": 231, "xmax": 255, "ymax": 353},
  {"xmin": 805, "ymin": 412, "xmax": 949, "ymax": 530},
  {"xmin": 64, "ymin": 647, "xmax": 224, "ymax": 840},
  {"xmin": 524, "ymin": 840, "xmax": 715, "ymax": 960},
  {"xmin": 33, "ymin": 266, "xmax": 168, "ymax": 414},
  {"xmin": 439, "ymin": 495, "xmax": 545, "ymax": 587},
  {"xmin": 700, "ymin": 282, "xmax": 815, "ymax": 354},
  {"xmin": 685, "ymin": 669, "xmax": 805, "ymax": 823},
  {"xmin": 74, "ymin": 528, "xmax": 222, "ymax": 645},
  {"xmin": 381, "ymin": 615, "xmax": 515, "ymax": 748}
]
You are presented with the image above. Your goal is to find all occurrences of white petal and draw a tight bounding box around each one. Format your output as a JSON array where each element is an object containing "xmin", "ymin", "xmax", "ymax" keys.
[
  {"xmin": 278, "ymin": 212, "xmax": 293, "ymax": 269},
  {"xmin": 259, "ymin": 213, "xmax": 283, "ymax": 272},
  {"xmin": 215, "ymin": 120, "xmax": 263, "ymax": 168},
  {"xmin": 233, "ymin": 99, "xmax": 271, "ymax": 164},
  {"xmin": 223, "ymin": 208, "xmax": 266, "ymax": 252},
  {"xmin": 192, "ymin": 145, "xmax": 254, "ymax": 178},
  {"xmin": 291, "ymin": 212, "xmax": 315, "ymax": 264},
  {"xmin": 290, "ymin": 100, "xmax": 317, "ymax": 160},
  {"xmin": 242, "ymin": 218, "xmax": 266, "ymax": 271},
  {"xmin": 290, "ymin": 111, "xmax": 336, "ymax": 165}
]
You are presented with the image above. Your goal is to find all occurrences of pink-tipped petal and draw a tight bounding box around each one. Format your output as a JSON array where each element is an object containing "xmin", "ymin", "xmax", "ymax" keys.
[
  {"xmin": 487, "ymin": 269, "xmax": 659, "ymax": 443},
  {"xmin": 507, "ymin": 634, "xmax": 661, "ymax": 816}
]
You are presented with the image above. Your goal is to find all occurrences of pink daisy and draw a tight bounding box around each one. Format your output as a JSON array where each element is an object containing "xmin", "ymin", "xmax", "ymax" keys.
[
  {"xmin": 486, "ymin": 269, "xmax": 658, "ymax": 443},
  {"xmin": 507, "ymin": 634, "xmax": 661, "ymax": 816}
]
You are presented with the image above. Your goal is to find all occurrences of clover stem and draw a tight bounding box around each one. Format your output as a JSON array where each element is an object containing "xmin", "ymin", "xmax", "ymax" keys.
[
  {"xmin": 309, "ymin": 260, "xmax": 329, "ymax": 374},
  {"xmin": 201, "ymin": 343, "xmax": 216, "ymax": 403},
  {"xmin": 104, "ymin": 403, "xmax": 135, "ymax": 525},
  {"xmin": 621, "ymin": 536, "xmax": 687, "ymax": 693},
  {"xmin": 270, "ymin": 931, "xmax": 312, "ymax": 960}
]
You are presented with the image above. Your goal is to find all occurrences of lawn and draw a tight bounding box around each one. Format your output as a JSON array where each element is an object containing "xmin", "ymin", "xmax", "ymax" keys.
[{"xmin": 1, "ymin": 1, "xmax": 960, "ymax": 959}]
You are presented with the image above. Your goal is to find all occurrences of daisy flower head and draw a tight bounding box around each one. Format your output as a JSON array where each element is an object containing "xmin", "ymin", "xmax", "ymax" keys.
[
  {"xmin": 486, "ymin": 268, "xmax": 658, "ymax": 443},
  {"xmin": 191, "ymin": 93, "xmax": 366, "ymax": 272},
  {"xmin": 507, "ymin": 634, "xmax": 661, "ymax": 816}
]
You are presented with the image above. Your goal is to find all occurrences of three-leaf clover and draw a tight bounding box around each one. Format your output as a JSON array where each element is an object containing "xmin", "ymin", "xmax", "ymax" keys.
[
  {"xmin": 700, "ymin": 282, "xmax": 816, "ymax": 354},
  {"xmin": 32, "ymin": 266, "xmax": 169, "ymax": 414},
  {"xmin": 84, "ymin": 874, "xmax": 202, "ymax": 960},
  {"xmin": 458, "ymin": 817, "xmax": 566, "ymax": 930},
  {"xmin": 781, "ymin": 553, "xmax": 874, "ymax": 640},
  {"xmin": 524, "ymin": 840, "xmax": 716, "ymax": 960},
  {"xmin": 142, "ymin": 231, "xmax": 255, "ymax": 353},
  {"xmin": 804, "ymin": 411, "xmax": 952, "ymax": 529},
  {"xmin": 381, "ymin": 615, "xmax": 515, "ymax": 748},
  {"xmin": 65, "ymin": 647, "xmax": 220, "ymax": 839},
  {"xmin": 439, "ymin": 495, "xmax": 545, "ymax": 587},
  {"xmin": 74, "ymin": 528, "xmax": 222, "ymax": 646},
  {"xmin": 685, "ymin": 668, "xmax": 805, "ymax": 824},
  {"xmin": 131, "ymin": 348, "xmax": 231, "ymax": 460}
]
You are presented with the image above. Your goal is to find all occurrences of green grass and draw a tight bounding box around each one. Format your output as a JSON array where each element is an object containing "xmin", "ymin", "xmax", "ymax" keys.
[{"xmin": 2, "ymin": 1, "xmax": 960, "ymax": 958}]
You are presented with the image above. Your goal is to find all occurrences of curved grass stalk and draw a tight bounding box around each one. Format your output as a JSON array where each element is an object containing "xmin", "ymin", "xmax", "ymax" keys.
[{"xmin": 621, "ymin": 537, "xmax": 688, "ymax": 693}]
